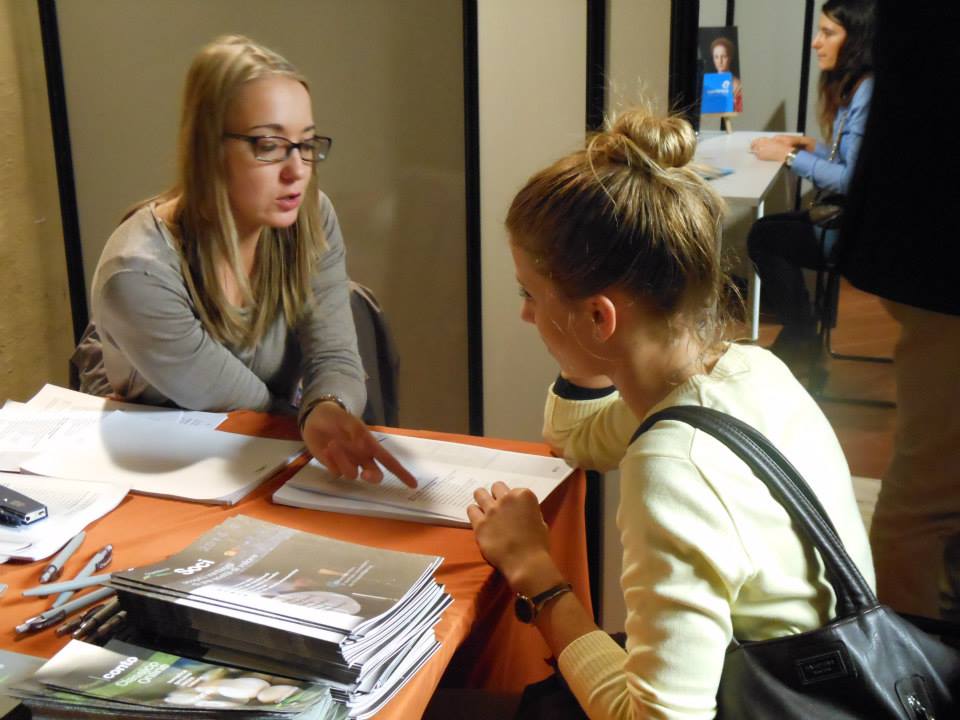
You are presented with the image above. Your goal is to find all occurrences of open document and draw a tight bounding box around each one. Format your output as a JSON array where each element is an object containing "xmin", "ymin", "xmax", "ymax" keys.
[
  {"xmin": 20, "ymin": 411, "xmax": 304, "ymax": 505},
  {"xmin": 273, "ymin": 432, "xmax": 573, "ymax": 527}
]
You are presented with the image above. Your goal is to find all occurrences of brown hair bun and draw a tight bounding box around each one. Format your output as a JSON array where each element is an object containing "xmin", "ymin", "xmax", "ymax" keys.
[{"xmin": 595, "ymin": 110, "xmax": 697, "ymax": 170}]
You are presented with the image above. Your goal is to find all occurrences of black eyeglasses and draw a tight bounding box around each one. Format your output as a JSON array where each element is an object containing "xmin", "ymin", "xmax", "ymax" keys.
[{"xmin": 223, "ymin": 133, "xmax": 332, "ymax": 163}]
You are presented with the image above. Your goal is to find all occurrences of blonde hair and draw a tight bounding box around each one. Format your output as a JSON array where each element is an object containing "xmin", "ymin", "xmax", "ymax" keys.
[
  {"xmin": 506, "ymin": 108, "xmax": 732, "ymax": 349},
  {"xmin": 155, "ymin": 35, "xmax": 326, "ymax": 348}
]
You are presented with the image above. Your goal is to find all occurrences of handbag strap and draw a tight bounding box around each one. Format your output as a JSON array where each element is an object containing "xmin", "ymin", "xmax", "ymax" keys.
[
  {"xmin": 825, "ymin": 108, "xmax": 848, "ymax": 163},
  {"xmin": 632, "ymin": 405, "xmax": 878, "ymax": 617}
]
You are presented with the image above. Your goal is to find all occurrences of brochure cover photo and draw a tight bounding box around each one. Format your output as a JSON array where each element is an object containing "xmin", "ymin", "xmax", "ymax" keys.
[{"xmin": 33, "ymin": 639, "xmax": 334, "ymax": 713}]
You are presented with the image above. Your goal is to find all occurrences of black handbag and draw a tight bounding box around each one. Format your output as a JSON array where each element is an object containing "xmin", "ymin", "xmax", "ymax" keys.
[
  {"xmin": 634, "ymin": 406, "xmax": 960, "ymax": 719},
  {"xmin": 807, "ymin": 193, "xmax": 844, "ymax": 228}
]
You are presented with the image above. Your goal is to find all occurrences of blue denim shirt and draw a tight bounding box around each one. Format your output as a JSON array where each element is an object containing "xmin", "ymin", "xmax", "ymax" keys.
[{"xmin": 791, "ymin": 76, "xmax": 873, "ymax": 195}]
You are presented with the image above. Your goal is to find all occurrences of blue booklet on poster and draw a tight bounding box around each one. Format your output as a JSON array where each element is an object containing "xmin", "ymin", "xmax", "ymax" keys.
[{"xmin": 701, "ymin": 72, "xmax": 735, "ymax": 114}]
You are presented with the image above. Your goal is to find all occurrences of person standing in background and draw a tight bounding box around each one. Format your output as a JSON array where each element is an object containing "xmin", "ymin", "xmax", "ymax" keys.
[{"xmin": 838, "ymin": 1, "xmax": 960, "ymax": 619}]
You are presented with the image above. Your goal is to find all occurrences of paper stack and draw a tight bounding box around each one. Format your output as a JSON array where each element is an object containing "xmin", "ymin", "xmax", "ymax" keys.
[{"xmin": 108, "ymin": 515, "xmax": 451, "ymax": 719}]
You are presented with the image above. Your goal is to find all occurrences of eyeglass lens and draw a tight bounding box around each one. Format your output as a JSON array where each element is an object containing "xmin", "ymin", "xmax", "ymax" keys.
[{"xmin": 253, "ymin": 136, "xmax": 331, "ymax": 163}]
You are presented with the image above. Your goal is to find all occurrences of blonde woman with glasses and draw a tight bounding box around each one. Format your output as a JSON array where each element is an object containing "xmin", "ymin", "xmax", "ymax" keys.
[{"xmin": 75, "ymin": 35, "xmax": 413, "ymax": 487}]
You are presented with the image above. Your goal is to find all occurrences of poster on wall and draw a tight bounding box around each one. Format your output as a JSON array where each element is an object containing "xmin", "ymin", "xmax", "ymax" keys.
[{"xmin": 698, "ymin": 26, "xmax": 743, "ymax": 114}]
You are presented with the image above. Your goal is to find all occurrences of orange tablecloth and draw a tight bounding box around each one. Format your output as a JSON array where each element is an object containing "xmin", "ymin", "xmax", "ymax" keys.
[{"xmin": 0, "ymin": 412, "xmax": 590, "ymax": 719}]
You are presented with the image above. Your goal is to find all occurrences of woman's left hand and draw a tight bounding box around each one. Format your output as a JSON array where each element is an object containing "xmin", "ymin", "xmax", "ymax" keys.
[
  {"xmin": 467, "ymin": 481, "xmax": 564, "ymax": 594},
  {"xmin": 302, "ymin": 401, "xmax": 416, "ymax": 487}
]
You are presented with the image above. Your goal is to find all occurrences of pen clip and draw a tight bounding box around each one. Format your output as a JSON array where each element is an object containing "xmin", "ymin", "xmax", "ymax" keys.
[{"xmin": 94, "ymin": 545, "xmax": 113, "ymax": 571}]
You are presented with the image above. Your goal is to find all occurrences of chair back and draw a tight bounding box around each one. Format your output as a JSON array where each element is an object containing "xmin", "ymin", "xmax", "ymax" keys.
[{"xmin": 349, "ymin": 281, "xmax": 400, "ymax": 426}]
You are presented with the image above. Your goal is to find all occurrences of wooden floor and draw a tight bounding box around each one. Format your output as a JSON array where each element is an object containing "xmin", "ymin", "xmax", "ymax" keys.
[{"xmin": 747, "ymin": 279, "xmax": 898, "ymax": 531}]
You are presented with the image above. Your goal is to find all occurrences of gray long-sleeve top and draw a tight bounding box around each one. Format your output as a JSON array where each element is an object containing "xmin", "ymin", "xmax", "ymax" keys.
[{"xmin": 89, "ymin": 192, "xmax": 366, "ymax": 420}]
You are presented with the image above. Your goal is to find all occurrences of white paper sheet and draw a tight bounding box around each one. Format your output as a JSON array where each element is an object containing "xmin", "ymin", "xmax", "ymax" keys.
[
  {"xmin": 0, "ymin": 406, "xmax": 106, "ymax": 471},
  {"xmin": 25, "ymin": 384, "xmax": 227, "ymax": 429}
]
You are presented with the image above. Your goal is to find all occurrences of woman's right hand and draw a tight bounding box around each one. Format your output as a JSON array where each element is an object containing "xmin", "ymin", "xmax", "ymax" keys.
[{"xmin": 302, "ymin": 401, "xmax": 417, "ymax": 487}]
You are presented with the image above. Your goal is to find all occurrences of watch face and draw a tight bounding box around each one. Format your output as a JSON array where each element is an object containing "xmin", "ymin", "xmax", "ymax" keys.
[{"xmin": 514, "ymin": 595, "xmax": 535, "ymax": 624}]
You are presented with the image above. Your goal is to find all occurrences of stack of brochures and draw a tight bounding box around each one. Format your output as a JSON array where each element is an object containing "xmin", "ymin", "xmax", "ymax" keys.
[
  {"xmin": 1, "ymin": 643, "xmax": 345, "ymax": 719},
  {"xmin": 107, "ymin": 515, "xmax": 451, "ymax": 719}
]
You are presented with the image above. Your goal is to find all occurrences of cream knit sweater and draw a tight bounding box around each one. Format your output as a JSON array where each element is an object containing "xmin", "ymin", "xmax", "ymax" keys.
[{"xmin": 549, "ymin": 343, "xmax": 874, "ymax": 719}]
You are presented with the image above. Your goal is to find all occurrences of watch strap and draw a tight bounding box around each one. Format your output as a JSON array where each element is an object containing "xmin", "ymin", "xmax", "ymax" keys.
[
  {"xmin": 298, "ymin": 393, "xmax": 348, "ymax": 432},
  {"xmin": 516, "ymin": 582, "xmax": 573, "ymax": 623}
]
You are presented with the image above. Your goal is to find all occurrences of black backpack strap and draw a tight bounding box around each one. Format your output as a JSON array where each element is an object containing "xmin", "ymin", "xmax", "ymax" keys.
[{"xmin": 632, "ymin": 405, "xmax": 877, "ymax": 616}]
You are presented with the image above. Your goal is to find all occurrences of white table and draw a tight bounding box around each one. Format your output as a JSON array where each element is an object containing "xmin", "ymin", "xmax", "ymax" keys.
[{"xmin": 695, "ymin": 130, "xmax": 794, "ymax": 340}]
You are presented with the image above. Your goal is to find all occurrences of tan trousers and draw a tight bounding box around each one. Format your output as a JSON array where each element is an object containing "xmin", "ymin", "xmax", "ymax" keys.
[{"xmin": 870, "ymin": 300, "xmax": 960, "ymax": 618}]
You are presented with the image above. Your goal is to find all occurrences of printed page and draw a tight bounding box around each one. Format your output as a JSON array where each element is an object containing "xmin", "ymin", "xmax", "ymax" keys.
[
  {"xmin": 0, "ymin": 406, "xmax": 105, "ymax": 471},
  {"xmin": 0, "ymin": 473, "xmax": 128, "ymax": 561},
  {"xmin": 25, "ymin": 383, "xmax": 227, "ymax": 429},
  {"xmin": 20, "ymin": 411, "xmax": 303, "ymax": 504},
  {"xmin": 375, "ymin": 432, "xmax": 569, "ymax": 477},
  {"xmin": 286, "ymin": 433, "xmax": 572, "ymax": 525}
]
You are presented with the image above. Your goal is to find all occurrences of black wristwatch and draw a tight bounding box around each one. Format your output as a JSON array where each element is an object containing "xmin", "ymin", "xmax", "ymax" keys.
[{"xmin": 515, "ymin": 583, "xmax": 573, "ymax": 624}]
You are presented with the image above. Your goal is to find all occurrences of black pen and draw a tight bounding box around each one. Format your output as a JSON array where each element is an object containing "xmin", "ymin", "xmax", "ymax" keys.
[
  {"xmin": 55, "ymin": 602, "xmax": 106, "ymax": 637},
  {"xmin": 74, "ymin": 596, "xmax": 121, "ymax": 638},
  {"xmin": 15, "ymin": 586, "xmax": 115, "ymax": 635},
  {"xmin": 87, "ymin": 610, "xmax": 127, "ymax": 645}
]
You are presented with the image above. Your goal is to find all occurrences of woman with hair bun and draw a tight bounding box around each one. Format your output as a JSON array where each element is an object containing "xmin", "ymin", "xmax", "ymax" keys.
[
  {"xmin": 76, "ymin": 35, "xmax": 413, "ymax": 487},
  {"xmin": 466, "ymin": 108, "xmax": 872, "ymax": 718},
  {"xmin": 748, "ymin": 0, "xmax": 876, "ymax": 366}
]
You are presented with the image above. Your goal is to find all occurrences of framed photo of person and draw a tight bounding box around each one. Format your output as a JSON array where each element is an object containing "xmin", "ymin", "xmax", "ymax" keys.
[{"xmin": 698, "ymin": 26, "xmax": 743, "ymax": 116}]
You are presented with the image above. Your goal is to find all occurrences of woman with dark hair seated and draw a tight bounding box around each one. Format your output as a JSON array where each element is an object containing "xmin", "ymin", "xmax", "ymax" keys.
[{"xmin": 748, "ymin": 0, "xmax": 875, "ymax": 367}]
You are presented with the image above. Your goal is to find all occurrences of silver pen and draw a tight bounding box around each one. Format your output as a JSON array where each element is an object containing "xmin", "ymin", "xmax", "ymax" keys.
[
  {"xmin": 39, "ymin": 530, "xmax": 86, "ymax": 583},
  {"xmin": 23, "ymin": 571, "xmax": 113, "ymax": 597},
  {"xmin": 52, "ymin": 544, "xmax": 113, "ymax": 608}
]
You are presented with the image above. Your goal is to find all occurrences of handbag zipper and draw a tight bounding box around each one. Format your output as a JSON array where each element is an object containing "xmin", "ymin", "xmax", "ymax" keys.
[{"xmin": 906, "ymin": 693, "xmax": 935, "ymax": 719}]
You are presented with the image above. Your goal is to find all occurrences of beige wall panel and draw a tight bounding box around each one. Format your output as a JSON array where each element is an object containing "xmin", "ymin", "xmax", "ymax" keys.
[
  {"xmin": 478, "ymin": 0, "xmax": 586, "ymax": 442},
  {"xmin": 600, "ymin": 0, "xmax": 671, "ymax": 632},
  {"xmin": 606, "ymin": 0, "xmax": 670, "ymax": 116},
  {"xmin": 0, "ymin": 0, "xmax": 72, "ymax": 401},
  {"xmin": 55, "ymin": 0, "xmax": 467, "ymax": 431}
]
